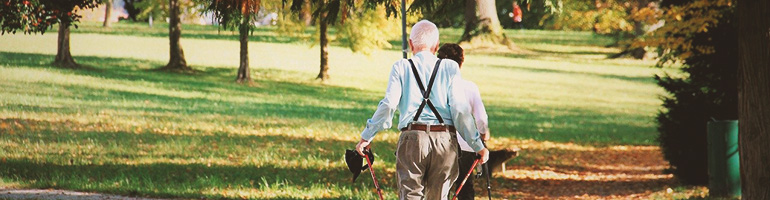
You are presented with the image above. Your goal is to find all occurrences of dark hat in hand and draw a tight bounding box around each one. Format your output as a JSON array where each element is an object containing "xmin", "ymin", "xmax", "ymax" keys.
[{"xmin": 345, "ymin": 149, "xmax": 375, "ymax": 182}]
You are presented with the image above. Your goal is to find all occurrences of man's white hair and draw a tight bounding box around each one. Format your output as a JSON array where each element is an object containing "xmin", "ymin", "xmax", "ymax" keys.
[{"xmin": 409, "ymin": 20, "xmax": 440, "ymax": 51}]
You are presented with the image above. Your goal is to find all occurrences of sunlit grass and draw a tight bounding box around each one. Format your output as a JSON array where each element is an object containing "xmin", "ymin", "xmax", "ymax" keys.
[{"xmin": 0, "ymin": 22, "xmax": 674, "ymax": 199}]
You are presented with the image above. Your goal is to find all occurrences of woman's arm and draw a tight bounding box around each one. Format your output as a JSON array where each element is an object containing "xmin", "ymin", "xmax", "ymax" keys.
[{"xmin": 468, "ymin": 82, "xmax": 489, "ymax": 140}]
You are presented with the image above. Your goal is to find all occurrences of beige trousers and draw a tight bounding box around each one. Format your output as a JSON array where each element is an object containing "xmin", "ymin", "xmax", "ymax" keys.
[{"xmin": 396, "ymin": 129, "xmax": 459, "ymax": 200}]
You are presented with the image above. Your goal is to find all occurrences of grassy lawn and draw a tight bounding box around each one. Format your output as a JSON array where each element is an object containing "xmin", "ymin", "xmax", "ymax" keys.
[{"xmin": 0, "ymin": 21, "xmax": 674, "ymax": 199}]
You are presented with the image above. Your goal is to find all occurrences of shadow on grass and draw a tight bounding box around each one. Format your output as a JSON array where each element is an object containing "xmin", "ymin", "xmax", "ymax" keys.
[
  {"xmin": 487, "ymin": 64, "xmax": 656, "ymax": 84},
  {"xmin": 486, "ymin": 103, "xmax": 657, "ymax": 146},
  {"xmin": 0, "ymin": 51, "xmax": 381, "ymax": 126},
  {"xmin": 1, "ymin": 50, "xmax": 656, "ymax": 146},
  {"xmin": 0, "ymin": 158, "xmax": 382, "ymax": 200},
  {"xmin": 0, "ymin": 118, "xmax": 394, "ymax": 200}
]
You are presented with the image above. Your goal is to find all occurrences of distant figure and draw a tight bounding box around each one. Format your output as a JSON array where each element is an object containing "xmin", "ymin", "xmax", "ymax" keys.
[
  {"xmin": 437, "ymin": 43, "xmax": 490, "ymax": 200},
  {"xmin": 256, "ymin": 12, "xmax": 278, "ymax": 26},
  {"xmin": 512, "ymin": 1, "xmax": 523, "ymax": 29}
]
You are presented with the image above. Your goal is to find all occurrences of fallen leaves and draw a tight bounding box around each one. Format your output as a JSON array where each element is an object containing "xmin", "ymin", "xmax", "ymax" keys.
[{"xmin": 493, "ymin": 142, "xmax": 707, "ymax": 199}]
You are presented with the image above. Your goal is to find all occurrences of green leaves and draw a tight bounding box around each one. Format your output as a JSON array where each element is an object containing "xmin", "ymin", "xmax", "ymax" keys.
[
  {"xmin": 197, "ymin": 0, "xmax": 262, "ymax": 31},
  {"xmin": 337, "ymin": 5, "xmax": 399, "ymax": 55},
  {"xmin": 0, "ymin": 0, "xmax": 102, "ymax": 35}
]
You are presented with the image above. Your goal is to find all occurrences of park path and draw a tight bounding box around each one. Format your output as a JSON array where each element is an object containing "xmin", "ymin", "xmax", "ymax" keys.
[{"xmin": 0, "ymin": 188, "xmax": 165, "ymax": 200}]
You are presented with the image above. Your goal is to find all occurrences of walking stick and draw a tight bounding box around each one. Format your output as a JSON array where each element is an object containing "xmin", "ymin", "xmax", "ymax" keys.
[
  {"xmin": 452, "ymin": 157, "xmax": 481, "ymax": 200},
  {"xmin": 363, "ymin": 153, "xmax": 385, "ymax": 200},
  {"xmin": 482, "ymin": 141, "xmax": 492, "ymax": 200}
]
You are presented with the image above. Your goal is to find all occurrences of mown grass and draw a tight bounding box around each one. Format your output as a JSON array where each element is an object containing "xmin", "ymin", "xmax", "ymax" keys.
[{"xmin": 1, "ymin": 21, "xmax": 667, "ymax": 199}]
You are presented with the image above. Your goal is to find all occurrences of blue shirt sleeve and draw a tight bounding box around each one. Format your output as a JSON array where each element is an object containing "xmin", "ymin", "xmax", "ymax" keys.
[{"xmin": 360, "ymin": 60, "xmax": 403, "ymax": 142}]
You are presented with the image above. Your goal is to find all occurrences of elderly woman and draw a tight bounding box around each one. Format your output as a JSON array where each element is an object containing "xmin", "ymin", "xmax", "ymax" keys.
[{"xmin": 438, "ymin": 43, "xmax": 490, "ymax": 200}]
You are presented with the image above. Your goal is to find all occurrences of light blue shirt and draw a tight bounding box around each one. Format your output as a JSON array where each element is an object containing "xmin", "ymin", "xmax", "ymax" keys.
[{"xmin": 360, "ymin": 51, "xmax": 485, "ymax": 152}]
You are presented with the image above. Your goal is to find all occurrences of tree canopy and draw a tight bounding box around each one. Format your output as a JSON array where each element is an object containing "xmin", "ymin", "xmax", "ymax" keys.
[{"xmin": 0, "ymin": 0, "xmax": 101, "ymax": 35}]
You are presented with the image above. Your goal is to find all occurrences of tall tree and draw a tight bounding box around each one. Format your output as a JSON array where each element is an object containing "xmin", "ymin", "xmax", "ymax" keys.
[
  {"xmin": 103, "ymin": 0, "xmax": 113, "ymax": 27},
  {"xmin": 199, "ymin": 0, "xmax": 261, "ymax": 82},
  {"xmin": 286, "ymin": 0, "xmax": 381, "ymax": 81},
  {"xmin": 0, "ymin": 0, "xmax": 102, "ymax": 68},
  {"xmin": 236, "ymin": 0, "xmax": 257, "ymax": 82},
  {"xmin": 163, "ymin": 0, "xmax": 191, "ymax": 71},
  {"xmin": 460, "ymin": 0, "xmax": 513, "ymax": 48},
  {"xmin": 317, "ymin": 3, "xmax": 330, "ymax": 80},
  {"xmin": 737, "ymin": 0, "xmax": 770, "ymax": 198},
  {"xmin": 300, "ymin": 0, "xmax": 313, "ymax": 25}
]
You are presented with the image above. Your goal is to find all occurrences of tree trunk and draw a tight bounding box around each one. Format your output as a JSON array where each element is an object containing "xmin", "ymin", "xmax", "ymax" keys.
[
  {"xmin": 737, "ymin": 0, "xmax": 770, "ymax": 199},
  {"xmin": 54, "ymin": 22, "xmax": 77, "ymax": 68},
  {"xmin": 236, "ymin": 16, "xmax": 251, "ymax": 83},
  {"xmin": 629, "ymin": 0, "xmax": 648, "ymax": 59},
  {"xmin": 475, "ymin": 0, "xmax": 504, "ymax": 37},
  {"xmin": 103, "ymin": 0, "xmax": 113, "ymax": 27},
  {"xmin": 461, "ymin": 0, "xmax": 477, "ymax": 39},
  {"xmin": 300, "ymin": 0, "xmax": 313, "ymax": 26},
  {"xmin": 317, "ymin": 10, "xmax": 329, "ymax": 80},
  {"xmin": 164, "ymin": 0, "xmax": 189, "ymax": 71},
  {"xmin": 459, "ymin": 0, "xmax": 517, "ymax": 51},
  {"xmin": 610, "ymin": 0, "xmax": 647, "ymax": 59},
  {"xmin": 626, "ymin": 19, "xmax": 646, "ymax": 59}
]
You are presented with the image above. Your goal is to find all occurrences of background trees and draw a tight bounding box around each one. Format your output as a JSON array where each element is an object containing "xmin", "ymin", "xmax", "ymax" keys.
[
  {"xmin": 285, "ymin": 0, "xmax": 350, "ymax": 80},
  {"xmin": 459, "ymin": 0, "xmax": 513, "ymax": 49},
  {"xmin": 123, "ymin": 0, "xmax": 143, "ymax": 21},
  {"xmin": 103, "ymin": 0, "xmax": 113, "ymax": 27},
  {"xmin": 283, "ymin": 0, "xmax": 398, "ymax": 81},
  {"xmin": 163, "ymin": 0, "xmax": 191, "ymax": 71},
  {"xmin": 549, "ymin": 0, "xmax": 659, "ymax": 59},
  {"xmin": 0, "ymin": 0, "xmax": 103, "ymax": 68},
  {"xmin": 134, "ymin": 0, "xmax": 198, "ymax": 24},
  {"xmin": 199, "ymin": 0, "xmax": 264, "ymax": 82},
  {"xmin": 412, "ymin": 0, "xmax": 518, "ymax": 50}
]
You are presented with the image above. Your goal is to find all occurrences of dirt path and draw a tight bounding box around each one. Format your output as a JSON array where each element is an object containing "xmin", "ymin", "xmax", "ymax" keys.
[
  {"xmin": 486, "ymin": 139, "xmax": 707, "ymax": 199},
  {"xmin": 0, "ymin": 188, "xmax": 164, "ymax": 200}
]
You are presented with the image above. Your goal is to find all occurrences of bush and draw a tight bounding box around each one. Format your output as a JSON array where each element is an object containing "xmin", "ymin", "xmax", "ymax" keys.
[{"xmin": 654, "ymin": 2, "xmax": 737, "ymax": 185}]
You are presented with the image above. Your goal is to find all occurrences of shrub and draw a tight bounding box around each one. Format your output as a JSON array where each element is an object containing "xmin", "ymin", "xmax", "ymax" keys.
[{"xmin": 652, "ymin": 0, "xmax": 737, "ymax": 185}]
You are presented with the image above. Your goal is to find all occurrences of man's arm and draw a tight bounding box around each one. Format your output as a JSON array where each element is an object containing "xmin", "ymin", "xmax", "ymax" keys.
[{"xmin": 357, "ymin": 61, "xmax": 403, "ymax": 155}]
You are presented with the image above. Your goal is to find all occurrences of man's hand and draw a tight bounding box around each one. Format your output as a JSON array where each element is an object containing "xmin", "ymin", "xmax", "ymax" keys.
[
  {"xmin": 477, "ymin": 148, "xmax": 490, "ymax": 163},
  {"xmin": 355, "ymin": 139, "xmax": 371, "ymax": 156}
]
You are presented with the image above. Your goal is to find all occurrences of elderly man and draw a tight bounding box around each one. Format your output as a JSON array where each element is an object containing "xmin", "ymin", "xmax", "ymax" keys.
[{"xmin": 356, "ymin": 20, "xmax": 489, "ymax": 200}]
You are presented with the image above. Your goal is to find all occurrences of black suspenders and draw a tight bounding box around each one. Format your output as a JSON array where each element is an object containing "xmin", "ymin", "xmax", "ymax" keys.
[{"xmin": 408, "ymin": 59, "xmax": 444, "ymax": 124}]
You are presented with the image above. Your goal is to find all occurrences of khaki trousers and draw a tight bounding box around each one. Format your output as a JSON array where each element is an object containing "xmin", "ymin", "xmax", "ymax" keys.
[{"xmin": 396, "ymin": 129, "xmax": 459, "ymax": 200}]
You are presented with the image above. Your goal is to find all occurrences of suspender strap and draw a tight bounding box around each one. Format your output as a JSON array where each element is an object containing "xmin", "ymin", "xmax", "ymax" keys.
[{"xmin": 408, "ymin": 59, "xmax": 445, "ymax": 124}]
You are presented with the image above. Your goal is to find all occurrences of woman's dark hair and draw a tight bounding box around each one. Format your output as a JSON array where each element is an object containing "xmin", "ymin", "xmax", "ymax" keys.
[{"xmin": 437, "ymin": 43, "xmax": 464, "ymax": 67}]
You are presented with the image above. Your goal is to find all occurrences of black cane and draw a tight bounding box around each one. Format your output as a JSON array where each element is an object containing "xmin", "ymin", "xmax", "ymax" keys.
[{"xmin": 482, "ymin": 140, "xmax": 492, "ymax": 200}]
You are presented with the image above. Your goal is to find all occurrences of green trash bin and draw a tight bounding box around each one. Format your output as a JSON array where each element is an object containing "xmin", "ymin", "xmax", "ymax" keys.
[{"xmin": 707, "ymin": 120, "xmax": 741, "ymax": 197}]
